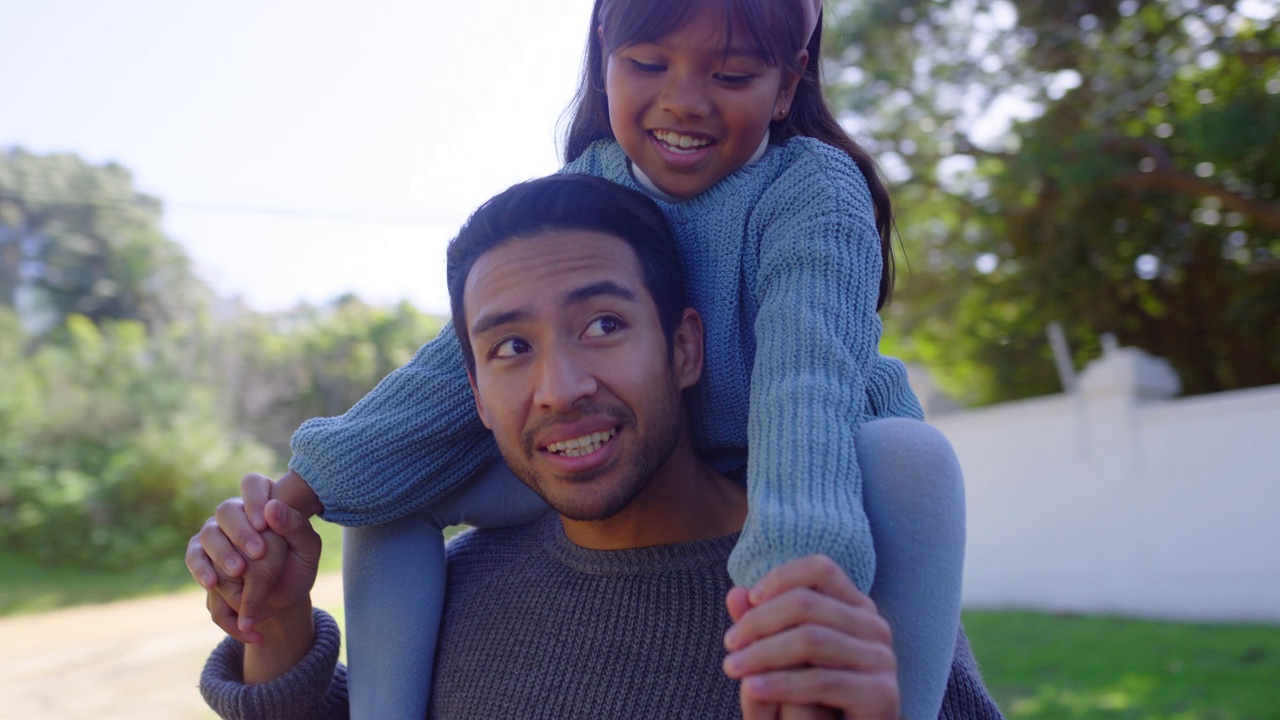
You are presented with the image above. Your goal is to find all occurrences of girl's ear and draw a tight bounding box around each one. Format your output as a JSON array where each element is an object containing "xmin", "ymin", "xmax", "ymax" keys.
[
  {"xmin": 671, "ymin": 308, "xmax": 704, "ymax": 390},
  {"xmin": 774, "ymin": 50, "xmax": 809, "ymax": 121}
]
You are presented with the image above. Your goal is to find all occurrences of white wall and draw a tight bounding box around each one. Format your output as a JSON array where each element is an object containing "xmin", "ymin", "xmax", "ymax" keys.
[{"xmin": 919, "ymin": 342, "xmax": 1280, "ymax": 623}]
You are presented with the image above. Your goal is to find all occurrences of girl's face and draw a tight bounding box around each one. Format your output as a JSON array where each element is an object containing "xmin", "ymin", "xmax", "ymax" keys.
[{"xmin": 603, "ymin": 4, "xmax": 804, "ymax": 199}]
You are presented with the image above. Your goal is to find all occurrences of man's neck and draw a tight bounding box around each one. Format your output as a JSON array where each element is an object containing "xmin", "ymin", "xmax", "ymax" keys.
[{"xmin": 559, "ymin": 434, "xmax": 746, "ymax": 551}]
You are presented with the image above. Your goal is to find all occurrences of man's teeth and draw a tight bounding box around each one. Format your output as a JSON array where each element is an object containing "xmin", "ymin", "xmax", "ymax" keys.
[
  {"xmin": 547, "ymin": 429, "xmax": 617, "ymax": 458},
  {"xmin": 653, "ymin": 130, "xmax": 710, "ymax": 150}
]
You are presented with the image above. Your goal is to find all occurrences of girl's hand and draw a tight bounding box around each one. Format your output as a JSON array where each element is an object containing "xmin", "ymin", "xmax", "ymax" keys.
[{"xmin": 724, "ymin": 555, "xmax": 901, "ymax": 720}]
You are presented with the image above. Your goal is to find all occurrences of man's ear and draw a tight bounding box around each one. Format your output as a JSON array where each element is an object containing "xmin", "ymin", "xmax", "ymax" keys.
[
  {"xmin": 468, "ymin": 371, "xmax": 493, "ymax": 429},
  {"xmin": 671, "ymin": 308, "xmax": 704, "ymax": 390},
  {"xmin": 774, "ymin": 49, "xmax": 809, "ymax": 121}
]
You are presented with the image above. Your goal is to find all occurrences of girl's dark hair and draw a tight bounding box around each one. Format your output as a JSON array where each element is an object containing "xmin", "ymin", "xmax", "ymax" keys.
[{"xmin": 562, "ymin": 0, "xmax": 895, "ymax": 308}]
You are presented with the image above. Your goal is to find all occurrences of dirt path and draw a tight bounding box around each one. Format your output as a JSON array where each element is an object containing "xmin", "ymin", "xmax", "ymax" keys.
[{"xmin": 0, "ymin": 572, "xmax": 343, "ymax": 720}]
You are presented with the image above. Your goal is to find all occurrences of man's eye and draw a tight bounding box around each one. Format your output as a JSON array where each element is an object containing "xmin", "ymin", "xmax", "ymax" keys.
[
  {"xmin": 491, "ymin": 338, "xmax": 530, "ymax": 358},
  {"xmin": 583, "ymin": 316, "xmax": 624, "ymax": 338}
]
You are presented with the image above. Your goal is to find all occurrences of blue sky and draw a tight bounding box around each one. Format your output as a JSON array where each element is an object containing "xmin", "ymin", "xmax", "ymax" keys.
[{"xmin": 1, "ymin": 0, "xmax": 594, "ymax": 314}]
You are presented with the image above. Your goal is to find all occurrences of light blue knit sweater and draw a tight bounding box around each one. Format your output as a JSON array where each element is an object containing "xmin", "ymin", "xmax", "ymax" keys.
[{"xmin": 290, "ymin": 136, "xmax": 924, "ymax": 589}]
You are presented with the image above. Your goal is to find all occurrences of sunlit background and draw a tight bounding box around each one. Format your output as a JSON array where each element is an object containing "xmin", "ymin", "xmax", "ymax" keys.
[{"xmin": 2, "ymin": 1, "xmax": 1279, "ymax": 718}]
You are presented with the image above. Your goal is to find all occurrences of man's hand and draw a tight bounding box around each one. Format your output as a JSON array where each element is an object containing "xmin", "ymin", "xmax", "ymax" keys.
[
  {"xmin": 186, "ymin": 491, "xmax": 322, "ymax": 645},
  {"xmin": 723, "ymin": 555, "xmax": 901, "ymax": 720},
  {"xmin": 186, "ymin": 472, "xmax": 320, "ymax": 634}
]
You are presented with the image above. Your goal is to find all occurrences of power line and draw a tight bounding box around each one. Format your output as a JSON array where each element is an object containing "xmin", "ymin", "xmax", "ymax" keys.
[{"xmin": 0, "ymin": 189, "xmax": 460, "ymax": 227}]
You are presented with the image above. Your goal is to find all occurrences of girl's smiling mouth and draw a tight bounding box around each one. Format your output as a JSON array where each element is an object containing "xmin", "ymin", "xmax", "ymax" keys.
[{"xmin": 651, "ymin": 130, "xmax": 714, "ymax": 151}]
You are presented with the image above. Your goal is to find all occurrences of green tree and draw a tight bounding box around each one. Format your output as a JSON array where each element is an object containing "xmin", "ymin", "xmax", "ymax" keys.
[
  {"xmin": 0, "ymin": 308, "xmax": 275, "ymax": 568},
  {"xmin": 828, "ymin": 0, "xmax": 1280, "ymax": 403},
  {"xmin": 0, "ymin": 148, "xmax": 206, "ymax": 334}
]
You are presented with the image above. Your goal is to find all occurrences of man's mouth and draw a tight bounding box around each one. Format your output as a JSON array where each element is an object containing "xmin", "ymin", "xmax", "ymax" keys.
[
  {"xmin": 651, "ymin": 130, "xmax": 713, "ymax": 153},
  {"xmin": 544, "ymin": 428, "xmax": 618, "ymax": 458}
]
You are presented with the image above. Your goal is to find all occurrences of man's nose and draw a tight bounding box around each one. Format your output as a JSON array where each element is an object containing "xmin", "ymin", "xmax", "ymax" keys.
[
  {"xmin": 533, "ymin": 350, "xmax": 598, "ymax": 411},
  {"xmin": 659, "ymin": 71, "xmax": 711, "ymax": 119}
]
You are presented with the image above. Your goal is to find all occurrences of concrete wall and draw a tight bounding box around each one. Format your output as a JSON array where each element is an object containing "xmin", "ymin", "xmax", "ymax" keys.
[{"xmin": 918, "ymin": 340, "xmax": 1280, "ymax": 623}]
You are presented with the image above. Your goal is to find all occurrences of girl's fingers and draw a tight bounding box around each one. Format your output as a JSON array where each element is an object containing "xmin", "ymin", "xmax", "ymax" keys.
[
  {"xmin": 186, "ymin": 529, "xmax": 219, "ymax": 589},
  {"xmin": 749, "ymin": 555, "xmax": 869, "ymax": 609},
  {"xmin": 726, "ymin": 587, "xmax": 891, "ymax": 652},
  {"xmin": 725, "ymin": 624, "xmax": 893, "ymax": 679},
  {"xmin": 198, "ymin": 517, "xmax": 249, "ymax": 578},
  {"xmin": 214, "ymin": 496, "xmax": 267, "ymax": 560}
]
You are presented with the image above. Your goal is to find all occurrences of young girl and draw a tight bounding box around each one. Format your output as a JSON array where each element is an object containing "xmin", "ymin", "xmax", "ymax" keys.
[{"xmin": 200, "ymin": 1, "xmax": 976, "ymax": 717}]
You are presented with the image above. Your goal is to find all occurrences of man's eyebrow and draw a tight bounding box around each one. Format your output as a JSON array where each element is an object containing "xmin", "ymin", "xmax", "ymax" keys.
[
  {"xmin": 563, "ymin": 281, "xmax": 638, "ymax": 306},
  {"xmin": 470, "ymin": 308, "xmax": 532, "ymax": 337}
]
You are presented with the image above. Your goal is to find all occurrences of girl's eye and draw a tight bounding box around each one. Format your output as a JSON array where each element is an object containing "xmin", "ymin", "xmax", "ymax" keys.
[
  {"xmin": 715, "ymin": 73, "xmax": 754, "ymax": 86},
  {"xmin": 490, "ymin": 337, "xmax": 531, "ymax": 359},
  {"xmin": 629, "ymin": 59, "xmax": 665, "ymax": 73},
  {"xmin": 583, "ymin": 316, "xmax": 624, "ymax": 338}
]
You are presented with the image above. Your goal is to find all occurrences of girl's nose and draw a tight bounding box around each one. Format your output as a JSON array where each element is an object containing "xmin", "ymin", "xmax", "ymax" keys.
[
  {"xmin": 533, "ymin": 351, "xmax": 598, "ymax": 412},
  {"xmin": 659, "ymin": 72, "xmax": 711, "ymax": 119}
]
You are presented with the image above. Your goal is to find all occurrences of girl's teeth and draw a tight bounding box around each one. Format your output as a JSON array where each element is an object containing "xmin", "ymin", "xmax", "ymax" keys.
[{"xmin": 654, "ymin": 131, "xmax": 709, "ymax": 150}]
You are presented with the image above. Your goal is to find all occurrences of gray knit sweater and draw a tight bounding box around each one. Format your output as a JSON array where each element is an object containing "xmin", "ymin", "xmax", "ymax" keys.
[
  {"xmin": 290, "ymin": 137, "xmax": 924, "ymax": 591},
  {"xmin": 200, "ymin": 516, "xmax": 1004, "ymax": 719}
]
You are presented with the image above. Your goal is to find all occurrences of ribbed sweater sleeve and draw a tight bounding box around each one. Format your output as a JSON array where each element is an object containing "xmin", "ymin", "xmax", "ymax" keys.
[
  {"xmin": 288, "ymin": 324, "xmax": 500, "ymax": 525},
  {"xmin": 724, "ymin": 142, "xmax": 887, "ymax": 591},
  {"xmin": 199, "ymin": 608, "xmax": 350, "ymax": 719}
]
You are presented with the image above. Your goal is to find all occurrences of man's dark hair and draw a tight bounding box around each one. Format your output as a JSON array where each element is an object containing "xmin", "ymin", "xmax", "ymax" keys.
[{"xmin": 447, "ymin": 174, "xmax": 687, "ymax": 374}]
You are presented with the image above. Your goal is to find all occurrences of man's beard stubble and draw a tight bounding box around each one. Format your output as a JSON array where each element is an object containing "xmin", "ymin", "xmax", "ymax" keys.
[{"xmin": 502, "ymin": 395, "xmax": 683, "ymax": 523}]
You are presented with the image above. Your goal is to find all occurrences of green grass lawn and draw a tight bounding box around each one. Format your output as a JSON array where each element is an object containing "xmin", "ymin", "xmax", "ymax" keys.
[
  {"xmin": 963, "ymin": 610, "xmax": 1280, "ymax": 719},
  {"xmin": 0, "ymin": 517, "xmax": 346, "ymax": 616}
]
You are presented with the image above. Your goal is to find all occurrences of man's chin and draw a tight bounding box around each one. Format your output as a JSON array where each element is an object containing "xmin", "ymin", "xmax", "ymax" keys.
[{"xmin": 541, "ymin": 492, "xmax": 634, "ymax": 523}]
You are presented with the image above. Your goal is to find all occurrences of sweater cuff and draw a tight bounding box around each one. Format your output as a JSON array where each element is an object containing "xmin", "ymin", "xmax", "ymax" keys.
[{"xmin": 199, "ymin": 608, "xmax": 343, "ymax": 720}]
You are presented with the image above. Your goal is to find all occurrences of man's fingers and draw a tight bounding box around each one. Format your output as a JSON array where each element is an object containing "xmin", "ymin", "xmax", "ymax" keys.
[
  {"xmin": 214, "ymin": 496, "xmax": 267, "ymax": 561},
  {"xmin": 726, "ymin": 587, "xmax": 891, "ymax": 652},
  {"xmin": 207, "ymin": 590, "xmax": 262, "ymax": 645},
  {"xmin": 726, "ymin": 586, "xmax": 753, "ymax": 625},
  {"xmin": 779, "ymin": 705, "xmax": 839, "ymax": 720},
  {"xmin": 725, "ymin": 624, "xmax": 894, "ymax": 679},
  {"xmin": 742, "ymin": 668, "xmax": 899, "ymax": 719},
  {"xmin": 240, "ymin": 473, "xmax": 275, "ymax": 532},
  {"xmin": 740, "ymin": 690, "xmax": 780, "ymax": 720},
  {"xmin": 263, "ymin": 499, "xmax": 322, "ymax": 564},
  {"xmin": 749, "ymin": 555, "xmax": 868, "ymax": 609},
  {"xmin": 236, "ymin": 529, "xmax": 288, "ymax": 633}
]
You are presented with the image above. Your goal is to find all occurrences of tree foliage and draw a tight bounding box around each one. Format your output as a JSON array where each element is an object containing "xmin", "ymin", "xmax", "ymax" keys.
[
  {"xmin": 0, "ymin": 150, "xmax": 445, "ymax": 568},
  {"xmin": 827, "ymin": 0, "xmax": 1280, "ymax": 403},
  {"xmin": 0, "ymin": 148, "xmax": 205, "ymax": 335}
]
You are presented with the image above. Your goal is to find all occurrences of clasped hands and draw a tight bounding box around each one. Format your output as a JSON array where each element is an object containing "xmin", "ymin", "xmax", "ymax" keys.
[{"xmin": 186, "ymin": 475, "xmax": 900, "ymax": 718}]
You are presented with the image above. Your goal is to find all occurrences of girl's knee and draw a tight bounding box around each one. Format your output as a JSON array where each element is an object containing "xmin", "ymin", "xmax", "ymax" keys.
[{"xmin": 857, "ymin": 417, "xmax": 963, "ymax": 511}]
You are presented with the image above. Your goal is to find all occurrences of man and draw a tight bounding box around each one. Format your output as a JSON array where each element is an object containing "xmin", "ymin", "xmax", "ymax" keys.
[{"xmin": 191, "ymin": 175, "xmax": 996, "ymax": 718}]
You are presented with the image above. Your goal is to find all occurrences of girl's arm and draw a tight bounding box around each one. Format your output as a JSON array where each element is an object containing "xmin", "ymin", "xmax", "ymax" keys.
[
  {"xmin": 728, "ymin": 142, "xmax": 922, "ymax": 592},
  {"xmin": 289, "ymin": 323, "xmax": 500, "ymax": 526}
]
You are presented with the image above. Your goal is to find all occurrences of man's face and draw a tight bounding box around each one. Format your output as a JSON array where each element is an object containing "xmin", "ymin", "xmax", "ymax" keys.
[{"xmin": 464, "ymin": 229, "xmax": 701, "ymax": 522}]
